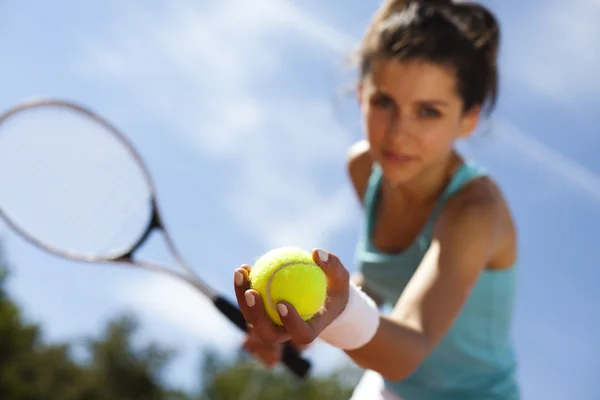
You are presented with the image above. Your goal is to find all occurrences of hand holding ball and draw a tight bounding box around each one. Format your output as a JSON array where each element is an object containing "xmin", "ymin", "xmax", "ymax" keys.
[{"xmin": 249, "ymin": 247, "xmax": 327, "ymax": 326}]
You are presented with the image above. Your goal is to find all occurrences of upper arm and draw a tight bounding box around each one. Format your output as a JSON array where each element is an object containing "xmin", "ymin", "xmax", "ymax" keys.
[
  {"xmin": 346, "ymin": 140, "xmax": 374, "ymax": 206},
  {"xmin": 347, "ymin": 142, "xmax": 385, "ymax": 305},
  {"xmin": 390, "ymin": 179, "xmax": 506, "ymax": 351}
]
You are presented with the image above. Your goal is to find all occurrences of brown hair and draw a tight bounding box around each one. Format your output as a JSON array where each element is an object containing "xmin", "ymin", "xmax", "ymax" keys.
[{"xmin": 357, "ymin": 0, "xmax": 500, "ymax": 114}]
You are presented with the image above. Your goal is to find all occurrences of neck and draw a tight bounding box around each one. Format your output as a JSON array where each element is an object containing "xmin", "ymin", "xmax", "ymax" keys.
[{"xmin": 384, "ymin": 152, "xmax": 462, "ymax": 206}]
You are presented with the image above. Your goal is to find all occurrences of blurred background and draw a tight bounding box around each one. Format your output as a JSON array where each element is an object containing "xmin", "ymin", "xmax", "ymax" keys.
[{"xmin": 1, "ymin": 0, "xmax": 599, "ymax": 398}]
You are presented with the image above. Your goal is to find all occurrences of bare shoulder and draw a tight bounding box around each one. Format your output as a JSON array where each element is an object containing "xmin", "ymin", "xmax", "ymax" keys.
[
  {"xmin": 447, "ymin": 175, "xmax": 502, "ymax": 214},
  {"xmin": 346, "ymin": 140, "xmax": 375, "ymax": 205},
  {"xmin": 438, "ymin": 175, "xmax": 517, "ymax": 269}
]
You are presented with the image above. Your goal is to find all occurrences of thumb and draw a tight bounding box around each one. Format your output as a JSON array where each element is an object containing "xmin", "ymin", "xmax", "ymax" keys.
[{"xmin": 312, "ymin": 248, "xmax": 350, "ymax": 290}]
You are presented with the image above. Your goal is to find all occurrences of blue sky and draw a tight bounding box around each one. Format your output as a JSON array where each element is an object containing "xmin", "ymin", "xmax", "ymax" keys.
[{"xmin": 1, "ymin": 0, "xmax": 599, "ymax": 398}]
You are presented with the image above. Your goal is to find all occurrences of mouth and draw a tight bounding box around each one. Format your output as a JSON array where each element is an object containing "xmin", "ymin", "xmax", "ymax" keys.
[{"xmin": 381, "ymin": 149, "xmax": 416, "ymax": 164}]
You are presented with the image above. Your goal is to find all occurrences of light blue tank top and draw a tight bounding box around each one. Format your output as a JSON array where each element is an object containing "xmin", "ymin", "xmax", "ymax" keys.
[{"xmin": 356, "ymin": 160, "xmax": 520, "ymax": 400}]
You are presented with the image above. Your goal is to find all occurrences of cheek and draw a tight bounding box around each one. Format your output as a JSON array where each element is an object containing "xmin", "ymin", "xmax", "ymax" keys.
[
  {"xmin": 364, "ymin": 109, "xmax": 388, "ymax": 142},
  {"xmin": 418, "ymin": 126, "xmax": 457, "ymax": 157}
]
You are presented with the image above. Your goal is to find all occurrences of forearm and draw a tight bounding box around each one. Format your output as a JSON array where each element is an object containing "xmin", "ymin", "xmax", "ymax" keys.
[
  {"xmin": 318, "ymin": 283, "xmax": 429, "ymax": 382},
  {"xmin": 295, "ymin": 275, "xmax": 375, "ymax": 354},
  {"xmin": 351, "ymin": 273, "xmax": 384, "ymax": 308},
  {"xmin": 345, "ymin": 315, "xmax": 428, "ymax": 381}
]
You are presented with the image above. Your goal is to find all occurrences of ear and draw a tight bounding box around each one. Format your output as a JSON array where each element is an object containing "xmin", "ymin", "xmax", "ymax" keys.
[
  {"xmin": 356, "ymin": 82, "xmax": 364, "ymax": 106},
  {"xmin": 457, "ymin": 106, "xmax": 481, "ymax": 139}
]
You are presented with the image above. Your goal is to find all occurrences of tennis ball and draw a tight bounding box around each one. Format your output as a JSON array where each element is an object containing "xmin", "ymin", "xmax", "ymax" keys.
[{"xmin": 249, "ymin": 247, "xmax": 327, "ymax": 326}]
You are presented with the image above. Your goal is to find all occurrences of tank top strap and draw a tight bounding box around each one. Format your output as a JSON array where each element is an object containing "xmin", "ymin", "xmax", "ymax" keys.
[
  {"xmin": 422, "ymin": 160, "xmax": 488, "ymax": 237},
  {"xmin": 442, "ymin": 159, "xmax": 487, "ymax": 200},
  {"xmin": 361, "ymin": 159, "xmax": 487, "ymax": 241},
  {"xmin": 362, "ymin": 162, "xmax": 384, "ymax": 238}
]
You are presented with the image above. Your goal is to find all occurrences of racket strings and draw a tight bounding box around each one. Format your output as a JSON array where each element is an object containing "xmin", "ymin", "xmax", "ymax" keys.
[
  {"xmin": 0, "ymin": 106, "xmax": 152, "ymax": 259},
  {"xmin": 2, "ymin": 135, "xmax": 82, "ymax": 222},
  {"xmin": 25, "ymin": 138, "xmax": 115, "ymax": 248},
  {"xmin": 76, "ymin": 171, "xmax": 149, "ymax": 256},
  {"xmin": 0, "ymin": 100, "xmax": 312, "ymax": 380}
]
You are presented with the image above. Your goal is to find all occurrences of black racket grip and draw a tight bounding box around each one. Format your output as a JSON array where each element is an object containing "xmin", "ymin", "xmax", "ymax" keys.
[{"xmin": 213, "ymin": 296, "xmax": 311, "ymax": 379}]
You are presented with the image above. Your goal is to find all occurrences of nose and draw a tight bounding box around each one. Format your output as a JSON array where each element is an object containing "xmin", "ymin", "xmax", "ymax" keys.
[{"xmin": 385, "ymin": 109, "xmax": 412, "ymax": 139}]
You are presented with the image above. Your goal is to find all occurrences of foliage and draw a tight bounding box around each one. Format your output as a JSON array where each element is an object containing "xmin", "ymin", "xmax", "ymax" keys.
[{"xmin": 0, "ymin": 243, "xmax": 359, "ymax": 399}]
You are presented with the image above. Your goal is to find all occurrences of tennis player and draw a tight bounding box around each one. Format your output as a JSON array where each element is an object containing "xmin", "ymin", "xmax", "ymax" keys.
[{"xmin": 234, "ymin": 0, "xmax": 520, "ymax": 398}]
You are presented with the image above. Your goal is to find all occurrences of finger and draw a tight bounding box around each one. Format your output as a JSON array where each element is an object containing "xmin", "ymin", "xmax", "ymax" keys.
[
  {"xmin": 276, "ymin": 301, "xmax": 320, "ymax": 346},
  {"xmin": 245, "ymin": 341, "xmax": 282, "ymax": 368},
  {"xmin": 234, "ymin": 265, "xmax": 251, "ymax": 292},
  {"xmin": 261, "ymin": 345, "xmax": 282, "ymax": 368},
  {"xmin": 234, "ymin": 266, "xmax": 253, "ymax": 321},
  {"xmin": 243, "ymin": 329, "xmax": 259, "ymax": 346},
  {"xmin": 244, "ymin": 289, "xmax": 291, "ymax": 344},
  {"xmin": 245, "ymin": 328, "xmax": 269, "ymax": 346},
  {"xmin": 235, "ymin": 267, "xmax": 290, "ymax": 343},
  {"xmin": 311, "ymin": 249, "xmax": 350, "ymax": 291}
]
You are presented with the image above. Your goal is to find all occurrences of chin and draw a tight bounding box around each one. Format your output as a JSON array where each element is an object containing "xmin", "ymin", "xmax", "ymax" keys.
[{"xmin": 379, "ymin": 160, "xmax": 422, "ymax": 187}]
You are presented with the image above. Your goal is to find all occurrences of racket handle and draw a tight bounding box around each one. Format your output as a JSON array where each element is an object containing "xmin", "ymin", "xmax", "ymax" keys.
[{"xmin": 213, "ymin": 296, "xmax": 312, "ymax": 379}]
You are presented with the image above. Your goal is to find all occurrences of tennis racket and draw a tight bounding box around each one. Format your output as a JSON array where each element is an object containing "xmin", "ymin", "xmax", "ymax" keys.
[{"xmin": 0, "ymin": 98, "xmax": 311, "ymax": 379}]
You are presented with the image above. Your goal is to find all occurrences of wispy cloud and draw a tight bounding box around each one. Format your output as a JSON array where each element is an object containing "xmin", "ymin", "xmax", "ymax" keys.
[
  {"xmin": 75, "ymin": 0, "xmax": 359, "ymax": 242},
  {"xmin": 497, "ymin": 119, "xmax": 600, "ymax": 202},
  {"xmin": 71, "ymin": 0, "xmax": 359, "ymax": 370},
  {"xmin": 504, "ymin": 0, "xmax": 600, "ymax": 102},
  {"xmin": 121, "ymin": 274, "xmax": 245, "ymax": 348},
  {"xmin": 68, "ymin": 0, "xmax": 600, "ymax": 389}
]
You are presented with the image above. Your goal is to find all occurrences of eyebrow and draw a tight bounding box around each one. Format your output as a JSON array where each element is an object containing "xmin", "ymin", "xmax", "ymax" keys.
[
  {"xmin": 372, "ymin": 89, "xmax": 450, "ymax": 107},
  {"xmin": 419, "ymin": 100, "xmax": 450, "ymax": 107}
]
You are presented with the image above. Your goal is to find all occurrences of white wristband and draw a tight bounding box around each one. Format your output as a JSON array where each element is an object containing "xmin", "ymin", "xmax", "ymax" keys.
[{"xmin": 318, "ymin": 282, "xmax": 380, "ymax": 350}]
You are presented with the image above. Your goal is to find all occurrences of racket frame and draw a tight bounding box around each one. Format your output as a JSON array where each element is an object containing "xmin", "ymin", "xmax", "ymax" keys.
[{"xmin": 0, "ymin": 98, "xmax": 312, "ymax": 379}]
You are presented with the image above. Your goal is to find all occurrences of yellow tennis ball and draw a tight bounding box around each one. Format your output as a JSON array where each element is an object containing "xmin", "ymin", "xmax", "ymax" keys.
[{"xmin": 249, "ymin": 247, "xmax": 327, "ymax": 326}]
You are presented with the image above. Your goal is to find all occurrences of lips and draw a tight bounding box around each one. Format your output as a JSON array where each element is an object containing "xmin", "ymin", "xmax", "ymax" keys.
[{"xmin": 382, "ymin": 149, "xmax": 416, "ymax": 163}]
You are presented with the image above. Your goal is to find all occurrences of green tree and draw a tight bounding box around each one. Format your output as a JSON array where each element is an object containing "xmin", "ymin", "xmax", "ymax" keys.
[
  {"xmin": 0, "ymin": 242, "xmax": 360, "ymax": 399},
  {"xmin": 0, "ymin": 243, "xmax": 186, "ymax": 399},
  {"xmin": 84, "ymin": 314, "xmax": 193, "ymax": 400},
  {"xmin": 0, "ymin": 245, "xmax": 87, "ymax": 400},
  {"xmin": 197, "ymin": 349, "xmax": 360, "ymax": 400}
]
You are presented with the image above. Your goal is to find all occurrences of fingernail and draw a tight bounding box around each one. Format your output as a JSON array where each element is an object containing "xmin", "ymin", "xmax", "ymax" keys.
[
  {"xmin": 245, "ymin": 291, "xmax": 255, "ymax": 307},
  {"xmin": 277, "ymin": 303, "xmax": 288, "ymax": 317},
  {"xmin": 234, "ymin": 271, "xmax": 244, "ymax": 287},
  {"xmin": 317, "ymin": 249, "xmax": 329, "ymax": 263}
]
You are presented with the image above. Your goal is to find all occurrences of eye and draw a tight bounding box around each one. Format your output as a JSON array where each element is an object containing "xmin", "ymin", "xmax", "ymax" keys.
[
  {"xmin": 371, "ymin": 93, "xmax": 395, "ymax": 109},
  {"xmin": 419, "ymin": 106, "xmax": 441, "ymax": 119}
]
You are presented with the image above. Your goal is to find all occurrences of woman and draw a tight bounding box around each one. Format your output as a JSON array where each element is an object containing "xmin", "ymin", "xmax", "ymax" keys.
[{"xmin": 233, "ymin": 0, "xmax": 520, "ymax": 398}]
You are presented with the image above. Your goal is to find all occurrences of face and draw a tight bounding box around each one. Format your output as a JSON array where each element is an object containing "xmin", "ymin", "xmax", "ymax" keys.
[{"xmin": 358, "ymin": 59, "xmax": 480, "ymax": 186}]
